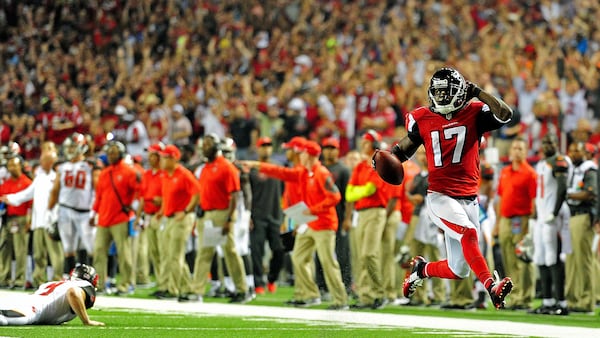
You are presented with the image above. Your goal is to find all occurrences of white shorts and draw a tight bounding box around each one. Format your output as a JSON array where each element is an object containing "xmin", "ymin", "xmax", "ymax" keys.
[
  {"xmin": 533, "ymin": 204, "xmax": 570, "ymax": 265},
  {"xmin": 426, "ymin": 192, "xmax": 480, "ymax": 278},
  {"xmin": 58, "ymin": 207, "xmax": 96, "ymax": 254}
]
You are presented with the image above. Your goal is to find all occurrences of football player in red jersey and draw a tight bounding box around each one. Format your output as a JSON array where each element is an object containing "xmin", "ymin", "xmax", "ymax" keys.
[{"xmin": 373, "ymin": 67, "xmax": 514, "ymax": 309}]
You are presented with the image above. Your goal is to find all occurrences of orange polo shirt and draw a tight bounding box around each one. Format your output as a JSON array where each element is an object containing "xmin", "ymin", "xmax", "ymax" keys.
[
  {"xmin": 282, "ymin": 164, "xmax": 304, "ymax": 209},
  {"xmin": 348, "ymin": 160, "xmax": 387, "ymax": 210},
  {"xmin": 0, "ymin": 174, "xmax": 32, "ymax": 216},
  {"xmin": 497, "ymin": 161, "xmax": 537, "ymax": 217},
  {"xmin": 198, "ymin": 155, "xmax": 240, "ymax": 211},
  {"xmin": 162, "ymin": 164, "xmax": 201, "ymax": 217},
  {"xmin": 140, "ymin": 168, "xmax": 164, "ymax": 215},
  {"xmin": 260, "ymin": 161, "xmax": 340, "ymax": 231},
  {"xmin": 93, "ymin": 160, "xmax": 139, "ymax": 227}
]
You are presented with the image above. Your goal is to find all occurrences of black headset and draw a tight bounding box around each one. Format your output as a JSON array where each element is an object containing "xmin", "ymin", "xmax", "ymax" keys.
[
  {"xmin": 204, "ymin": 133, "xmax": 222, "ymax": 151},
  {"xmin": 364, "ymin": 129, "xmax": 381, "ymax": 149},
  {"xmin": 106, "ymin": 140, "xmax": 127, "ymax": 159}
]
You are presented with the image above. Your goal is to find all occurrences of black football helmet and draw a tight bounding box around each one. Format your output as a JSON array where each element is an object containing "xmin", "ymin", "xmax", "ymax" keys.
[
  {"xmin": 70, "ymin": 264, "xmax": 99, "ymax": 287},
  {"xmin": 428, "ymin": 68, "xmax": 468, "ymax": 116}
]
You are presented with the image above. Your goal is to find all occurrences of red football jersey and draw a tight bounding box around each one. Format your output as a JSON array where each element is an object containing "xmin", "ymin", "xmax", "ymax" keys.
[{"xmin": 406, "ymin": 101, "xmax": 506, "ymax": 197}]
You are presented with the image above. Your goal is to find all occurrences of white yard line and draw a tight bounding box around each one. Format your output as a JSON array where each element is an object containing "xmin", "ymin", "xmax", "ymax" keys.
[
  {"xmin": 93, "ymin": 296, "xmax": 599, "ymax": 338},
  {"xmin": 2, "ymin": 290, "xmax": 598, "ymax": 337}
]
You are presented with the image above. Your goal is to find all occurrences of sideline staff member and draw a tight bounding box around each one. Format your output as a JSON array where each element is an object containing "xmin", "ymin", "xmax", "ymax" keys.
[{"xmin": 155, "ymin": 144, "xmax": 200, "ymax": 301}]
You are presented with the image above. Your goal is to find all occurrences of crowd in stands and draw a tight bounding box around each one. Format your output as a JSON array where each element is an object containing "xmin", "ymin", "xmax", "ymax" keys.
[
  {"xmin": 1, "ymin": 0, "xmax": 600, "ymax": 313},
  {"xmin": 1, "ymin": 1, "xmax": 599, "ymax": 164}
]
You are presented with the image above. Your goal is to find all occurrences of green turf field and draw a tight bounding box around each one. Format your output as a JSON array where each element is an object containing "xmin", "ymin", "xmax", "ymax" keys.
[
  {"xmin": 1, "ymin": 285, "xmax": 599, "ymax": 337},
  {"xmin": 0, "ymin": 309, "xmax": 503, "ymax": 338}
]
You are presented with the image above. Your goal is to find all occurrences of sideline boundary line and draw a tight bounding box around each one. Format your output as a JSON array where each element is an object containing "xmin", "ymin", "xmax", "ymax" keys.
[{"xmin": 2, "ymin": 290, "xmax": 598, "ymax": 337}]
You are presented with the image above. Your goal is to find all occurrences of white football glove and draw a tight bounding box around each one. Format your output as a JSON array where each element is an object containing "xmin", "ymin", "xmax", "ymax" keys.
[{"xmin": 545, "ymin": 214, "xmax": 557, "ymax": 226}]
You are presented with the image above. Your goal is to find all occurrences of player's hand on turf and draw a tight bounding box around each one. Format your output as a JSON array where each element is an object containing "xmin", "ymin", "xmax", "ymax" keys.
[{"xmin": 85, "ymin": 319, "xmax": 105, "ymax": 326}]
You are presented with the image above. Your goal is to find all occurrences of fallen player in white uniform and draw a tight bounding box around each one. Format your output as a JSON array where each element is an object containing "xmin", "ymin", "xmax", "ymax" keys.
[{"xmin": 0, "ymin": 264, "xmax": 104, "ymax": 326}]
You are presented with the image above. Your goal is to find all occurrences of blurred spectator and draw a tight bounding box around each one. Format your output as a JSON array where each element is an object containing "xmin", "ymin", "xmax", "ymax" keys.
[
  {"xmin": 167, "ymin": 104, "xmax": 193, "ymax": 147},
  {"xmin": 228, "ymin": 102, "xmax": 259, "ymax": 161},
  {"xmin": 257, "ymin": 96, "xmax": 285, "ymax": 151},
  {"xmin": 0, "ymin": 0, "xmax": 599, "ymax": 162}
]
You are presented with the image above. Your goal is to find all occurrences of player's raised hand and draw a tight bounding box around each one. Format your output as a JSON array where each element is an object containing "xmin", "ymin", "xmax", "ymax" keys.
[{"xmin": 465, "ymin": 81, "xmax": 482, "ymax": 100}]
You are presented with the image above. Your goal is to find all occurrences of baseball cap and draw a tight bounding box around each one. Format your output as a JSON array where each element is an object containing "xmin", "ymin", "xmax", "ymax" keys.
[
  {"xmin": 287, "ymin": 98, "xmax": 305, "ymax": 111},
  {"xmin": 146, "ymin": 143, "xmax": 164, "ymax": 153},
  {"xmin": 321, "ymin": 137, "xmax": 340, "ymax": 149},
  {"xmin": 256, "ymin": 137, "xmax": 273, "ymax": 147},
  {"xmin": 266, "ymin": 96, "xmax": 279, "ymax": 107},
  {"xmin": 159, "ymin": 144, "xmax": 181, "ymax": 160},
  {"xmin": 362, "ymin": 130, "xmax": 382, "ymax": 143},
  {"xmin": 172, "ymin": 104, "xmax": 184, "ymax": 114},
  {"xmin": 281, "ymin": 136, "xmax": 307, "ymax": 152},
  {"xmin": 302, "ymin": 140, "xmax": 321, "ymax": 157}
]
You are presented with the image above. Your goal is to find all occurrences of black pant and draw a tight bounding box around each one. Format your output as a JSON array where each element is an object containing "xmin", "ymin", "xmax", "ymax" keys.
[
  {"xmin": 250, "ymin": 219, "xmax": 284, "ymax": 287},
  {"xmin": 315, "ymin": 225, "xmax": 352, "ymax": 292}
]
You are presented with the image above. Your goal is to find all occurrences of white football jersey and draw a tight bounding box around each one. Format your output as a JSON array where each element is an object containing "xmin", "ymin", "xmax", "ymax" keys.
[
  {"xmin": 1, "ymin": 279, "xmax": 95, "ymax": 325},
  {"xmin": 535, "ymin": 154, "xmax": 572, "ymax": 219},
  {"xmin": 58, "ymin": 161, "xmax": 94, "ymax": 211}
]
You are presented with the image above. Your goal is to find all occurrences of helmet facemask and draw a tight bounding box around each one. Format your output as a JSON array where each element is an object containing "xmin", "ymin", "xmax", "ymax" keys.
[{"xmin": 428, "ymin": 68, "xmax": 468, "ymax": 116}]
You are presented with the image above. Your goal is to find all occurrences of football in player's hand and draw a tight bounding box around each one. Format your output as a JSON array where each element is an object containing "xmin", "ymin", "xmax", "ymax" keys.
[{"xmin": 372, "ymin": 150, "xmax": 404, "ymax": 185}]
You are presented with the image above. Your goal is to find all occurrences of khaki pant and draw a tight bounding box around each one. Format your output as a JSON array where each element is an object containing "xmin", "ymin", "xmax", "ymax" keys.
[
  {"xmin": 565, "ymin": 214, "xmax": 595, "ymax": 311},
  {"xmin": 32, "ymin": 228, "xmax": 64, "ymax": 287},
  {"xmin": 498, "ymin": 216, "xmax": 534, "ymax": 307},
  {"xmin": 349, "ymin": 212, "xmax": 361, "ymax": 286},
  {"xmin": 382, "ymin": 210, "xmax": 399, "ymax": 300},
  {"xmin": 0, "ymin": 220, "xmax": 14, "ymax": 286},
  {"xmin": 192, "ymin": 210, "xmax": 247, "ymax": 295},
  {"xmin": 448, "ymin": 276, "xmax": 474, "ymax": 306},
  {"xmin": 146, "ymin": 215, "xmax": 163, "ymax": 290},
  {"xmin": 411, "ymin": 238, "xmax": 445, "ymax": 304},
  {"xmin": 133, "ymin": 226, "xmax": 150, "ymax": 284},
  {"xmin": 356, "ymin": 207, "xmax": 386, "ymax": 304},
  {"xmin": 94, "ymin": 221, "xmax": 134, "ymax": 293},
  {"xmin": 8, "ymin": 216, "xmax": 29, "ymax": 286},
  {"xmin": 292, "ymin": 228, "xmax": 348, "ymax": 305},
  {"xmin": 160, "ymin": 213, "xmax": 195, "ymax": 296},
  {"xmin": 395, "ymin": 215, "xmax": 418, "ymax": 297}
]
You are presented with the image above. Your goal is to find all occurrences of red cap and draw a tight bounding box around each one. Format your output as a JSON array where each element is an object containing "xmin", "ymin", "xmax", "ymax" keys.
[
  {"xmin": 321, "ymin": 137, "xmax": 340, "ymax": 149},
  {"xmin": 362, "ymin": 130, "xmax": 382, "ymax": 143},
  {"xmin": 159, "ymin": 144, "xmax": 181, "ymax": 160},
  {"xmin": 256, "ymin": 137, "xmax": 273, "ymax": 147},
  {"xmin": 282, "ymin": 136, "xmax": 307, "ymax": 152},
  {"xmin": 302, "ymin": 140, "xmax": 321, "ymax": 157},
  {"xmin": 146, "ymin": 143, "xmax": 164, "ymax": 153}
]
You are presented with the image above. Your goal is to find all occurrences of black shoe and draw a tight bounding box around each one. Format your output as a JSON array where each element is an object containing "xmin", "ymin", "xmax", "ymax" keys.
[
  {"xmin": 150, "ymin": 290, "xmax": 163, "ymax": 297},
  {"xmin": 553, "ymin": 306, "xmax": 569, "ymax": 316},
  {"xmin": 285, "ymin": 299, "xmax": 301, "ymax": 306},
  {"xmin": 293, "ymin": 298, "xmax": 321, "ymax": 307},
  {"xmin": 371, "ymin": 298, "xmax": 385, "ymax": 310},
  {"xmin": 229, "ymin": 292, "xmax": 251, "ymax": 304},
  {"xmin": 215, "ymin": 288, "xmax": 234, "ymax": 298},
  {"xmin": 178, "ymin": 293, "xmax": 201, "ymax": 302},
  {"xmin": 350, "ymin": 302, "xmax": 372, "ymax": 309},
  {"xmin": 156, "ymin": 291, "xmax": 176, "ymax": 299},
  {"xmin": 528, "ymin": 305, "xmax": 554, "ymax": 315},
  {"xmin": 508, "ymin": 304, "xmax": 530, "ymax": 311},
  {"xmin": 402, "ymin": 256, "xmax": 427, "ymax": 298},
  {"xmin": 327, "ymin": 304, "xmax": 349, "ymax": 310}
]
